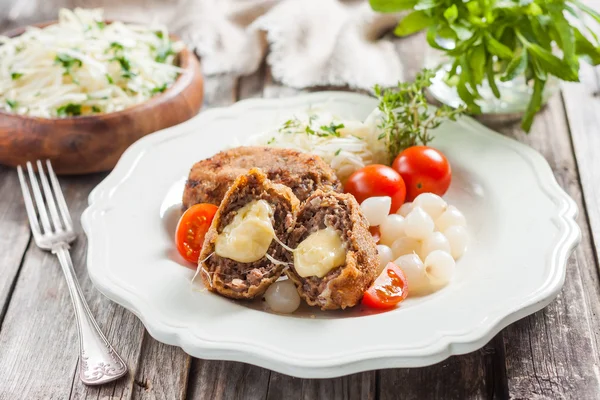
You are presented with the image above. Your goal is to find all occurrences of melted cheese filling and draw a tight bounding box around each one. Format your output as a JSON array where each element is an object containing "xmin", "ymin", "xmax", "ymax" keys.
[
  {"xmin": 293, "ymin": 227, "xmax": 346, "ymax": 278},
  {"xmin": 215, "ymin": 200, "xmax": 275, "ymax": 263}
]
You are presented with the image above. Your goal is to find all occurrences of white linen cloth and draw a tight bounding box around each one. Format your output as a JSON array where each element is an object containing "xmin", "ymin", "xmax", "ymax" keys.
[
  {"xmin": 170, "ymin": 0, "xmax": 404, "ymax": 89},
  {"xmin": 2, "ymin": 0, "xmax": 404, "ymax": 90}
]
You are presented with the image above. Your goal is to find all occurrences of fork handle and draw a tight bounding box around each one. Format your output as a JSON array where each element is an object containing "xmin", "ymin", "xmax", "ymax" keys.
[{"xmin": 53, "ymin": 244, "xmax": 128, "ymax": 385}]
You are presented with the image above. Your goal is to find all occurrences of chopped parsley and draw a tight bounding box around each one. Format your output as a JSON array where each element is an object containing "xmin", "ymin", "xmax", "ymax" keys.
[
  {"xmin": 112, "ymin": 56, "xmax": 136, "ymax": 79},
  {"xmin": 6, "ymin": 99, "xmax": 17, "ymax": 109},
  {"xmin": 151, "ymin": 83, "xmax": 168, "ymax": 94},
  {"xmin": 109, "ymin": 42, "xmax": 124, "ymax": 52},
  {"xmin": 278, "ymin": 118, "xmax": 302, "ymax": 133},
  {"xmin": 155, "ymin": 42, "xmax": 175, "ymax": 63},
  {"xmin": 267, "ymin": 137, "xmax": 276, "ymax": 145},
  {"xmin": 92, "ymin": 105, "xmax": 101, "ymax": 113},
  {"xmin": 56, "ymin": 103, "xmax": 82, "ymax": 117},
  {"xmin": 155, "ymin": 31, "xmax": 164, "ymax": 39},
  {"xmin": 54, "ymin": 53, "xmax": 82, "ymax": 74},
  {"xmin": 335, "ymin": 148, "xmax": 342, "ymax": 156},
  {"xmin": 95, "ymin": 21, "xmax": 106, "ymax": 30},
  {"xmin": 11, "ymin": 72, "xmax": 23, "ymax": 80},
  {"xmin": 105, "ymin": 73, "xmax": 114, "ymax": 84},
  {"xmin": 319, "ymin": 122, "xmax": 344, "ymax": 137}
]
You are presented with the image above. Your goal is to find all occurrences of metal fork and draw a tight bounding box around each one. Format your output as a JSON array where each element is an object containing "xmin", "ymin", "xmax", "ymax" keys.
[{"xmin": 18, "ymin": 160, "xmax": 127, "ymax": 386}]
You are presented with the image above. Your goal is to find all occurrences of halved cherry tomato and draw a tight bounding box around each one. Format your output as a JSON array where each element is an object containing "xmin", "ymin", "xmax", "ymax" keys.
[
  {"xmin": 392, "ymin": 146, "xmax": 451, "ymax": 201},
  {"xmin": 362, "ymin": 262, "xmax": 409, "ymax": 309},
  {"xmin": 344, "ymin": 165, "xmax": 406, "ymax": 213},
  {"xmin": 175, "ymin": 203, "xmax": 218, "ymax": 264}
]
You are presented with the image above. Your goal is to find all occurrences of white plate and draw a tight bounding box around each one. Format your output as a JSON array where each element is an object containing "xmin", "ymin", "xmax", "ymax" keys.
[{"xmin": 82, "ymin": 92, "xmax": 580, "ymax": 378}]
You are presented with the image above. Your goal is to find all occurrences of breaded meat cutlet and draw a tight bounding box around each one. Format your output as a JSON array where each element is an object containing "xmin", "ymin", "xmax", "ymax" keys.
[
  {"xmin": 197, "ymin": 168, "xmax": 299, "ymax": 299},
  {"xmin": 182, "ymin": 146, "xmax": 341, "ymax": 209},
  {"xmin": 285, "ymin": 190, "xmax": 378, "ymax": 310}
]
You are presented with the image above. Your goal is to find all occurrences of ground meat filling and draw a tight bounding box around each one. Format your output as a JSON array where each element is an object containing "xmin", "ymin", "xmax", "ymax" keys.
[
  {"xmin": 287, "ymin": 196, "xmax": 355, "ymax": 302},
  {"xmin": 186, "ymin": 171, "xmax": 340, "ymax": 207},
  {"xmin": 203, "ymin": 176, "xmax": 294, "ymax": 293}
]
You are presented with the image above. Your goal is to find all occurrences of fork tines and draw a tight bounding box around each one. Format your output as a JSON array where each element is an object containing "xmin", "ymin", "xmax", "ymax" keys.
[{"xmin": 17, "ymin": 160, "xmax": 73, "ymax": 238}]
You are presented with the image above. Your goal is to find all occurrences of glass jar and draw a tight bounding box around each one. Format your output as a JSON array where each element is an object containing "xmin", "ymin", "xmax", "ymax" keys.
[{"xmin": 424, "ymin": 46, "xmax": 559, "ymax": 115}]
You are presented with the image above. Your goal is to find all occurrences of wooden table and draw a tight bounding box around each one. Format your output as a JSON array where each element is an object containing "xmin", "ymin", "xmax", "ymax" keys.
[{"xmin": 2, "ymin": 3, "xmax": 600, "ymax": 399}]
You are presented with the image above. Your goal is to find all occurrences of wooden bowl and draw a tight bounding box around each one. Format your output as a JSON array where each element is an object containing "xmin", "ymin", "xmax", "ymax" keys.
[{"xmin": 0, "ymin": 22, "xmax": 204, "ymax": 175}]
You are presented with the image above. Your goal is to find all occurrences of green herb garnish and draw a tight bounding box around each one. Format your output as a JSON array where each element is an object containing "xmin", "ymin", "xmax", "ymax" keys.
[
  {"xmin": 370, "ymin": 0, "xmax": 600, "ymax": 132},
  {"xmin": 155, "ymin": 42, "xmax": 175, "ymax": 63},
  {"xmin": 267, "ymin": 137, "xmax": 276, "ymax": 145},
  {"xmin": 55, "ymin": 53, "xmax": 82, "ymax": 73},
  {"xmin": 92, "ymin": 105, "xmax": 101, "ymax": 113},
  {"xmin": 155, "ymin": 31, "xmax": 164, "ymax": 39},
  {"xmin": 112, "ymin": 56, "xmax": 136, "ymax": 79},
  {"xmin": 11, "ymin": 72, "xmax": 23, "ymax": 80},
  {"xmin": 6, "ymin": 99, "xmax": 17, "ymax": 109},
  {"xmin": 335, "ymin": 148, "xmax": 342, "ymax": 156},
  {"xmin": 374, "ymin": 69, "xmax": 465, "ymax": 163},
  {"xmin": 105, "ymin": 73, "xmax": 114, "ymax": 84},
  {"xmin": 96, "ymin": 21, "xmax": 106, "ymax": 30},
  {"xmin": 109, "ymin": 42, "xmax": 124, "ymax": 52},
  {"xmin": 151, "ymin": 83, "xmax": 168, "ymax": 94},
  {"xmin": 55, "ymin": 53, "xmax": 82, "ymax": 83},
  {"xmin": 278, "ymin": 118, "xmax": 301, "ymax": 133},
  {"xmin": 319, "ymin": 122, "xmax": 344, "ymax": 137},
  {"xmin": 56, "ymin": 103, "xmax": 82, "ymax": 117}
]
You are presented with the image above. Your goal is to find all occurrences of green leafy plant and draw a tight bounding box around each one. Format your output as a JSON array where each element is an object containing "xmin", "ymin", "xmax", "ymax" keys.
[
  {"xmin": 370, "ymin": 0, "xmax": 600, "ymax": 131},
  {"xmin": 375, "ymin": 68, "xmax": 465, "ymax": 162}
]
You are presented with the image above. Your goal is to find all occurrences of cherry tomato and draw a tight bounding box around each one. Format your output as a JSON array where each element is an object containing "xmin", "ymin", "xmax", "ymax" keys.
[
  {"xmin": 362, "ymin": 262, "xmax": 409, "ymax": 309},
  {"xmin": 344, "ymin": 165, "xmax": 406, "ymax": 213},
  {"xmin": 392, "ymin": 146, "xmax": 451, "ymax": 201},
  {"xmin": 175, "ymin": 203, "xmax": 218, "ymax": 264}
]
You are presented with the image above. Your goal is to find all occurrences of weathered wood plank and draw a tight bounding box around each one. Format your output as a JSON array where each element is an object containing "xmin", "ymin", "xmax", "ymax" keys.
[
  {"xmin": 0, "ymin": 173, "xmax": 145, "ymax": 399},
  {"xmin": 562, "ymin": 64, "xmax": 600, "ymax": 269},
  {"xmin": 496, "ymin": 94, "xmax": 600, "ymax": 399},
  {"xmin": 267, "ymin": 372, "xmax": 376, "ymax": 400},
  {"xmin": 187, "ymin": 360, "xmax": 270, "ymax": 400},
  {"xmin": 131, "ymin": 338, "xmax": 191, "ymax": 400},
  {"xmin": 379, "ymin": 343, "xmax": 506, "ymax": 400},
  {"xmin": 203, "ymin": 75, "xmax": 238, "ymax": 108},
  {"xmin": 0, "ymin": 166, "xmax": 31, "ymax": 326},
  {"xmin": 238, "ymin": 61, "xmax": 267, "ymax": 100}
]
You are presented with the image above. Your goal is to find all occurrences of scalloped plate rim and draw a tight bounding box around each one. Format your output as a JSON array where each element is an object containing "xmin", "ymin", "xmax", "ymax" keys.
[{"xmin": 81, "ymin": 91, "xmax": 581, "ymax": 378}]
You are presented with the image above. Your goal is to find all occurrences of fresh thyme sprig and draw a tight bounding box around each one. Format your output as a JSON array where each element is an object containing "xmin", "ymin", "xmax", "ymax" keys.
[{"xmin": 374, "ymin": 68, "xmax": 465, "ymax": 163}]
